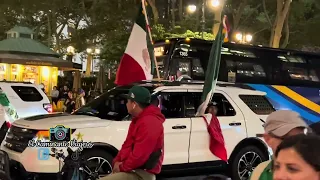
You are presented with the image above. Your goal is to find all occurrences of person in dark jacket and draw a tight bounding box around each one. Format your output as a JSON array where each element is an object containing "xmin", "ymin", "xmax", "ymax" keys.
[
  {"xmin": 64, "ymin": 91, "xmax": 75, "ymax": 113},
  {"xmin": 101, "ymin": 86, "xmax": 165, "ymax": 180}
]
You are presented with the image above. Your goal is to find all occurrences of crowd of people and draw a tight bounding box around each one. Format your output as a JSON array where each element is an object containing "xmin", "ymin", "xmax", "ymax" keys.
[{"xmin": 50, "ymin": 85, "xmax": 99, "ymax": 113}]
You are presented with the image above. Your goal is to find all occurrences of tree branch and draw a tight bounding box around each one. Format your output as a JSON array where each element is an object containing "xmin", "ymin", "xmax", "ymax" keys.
[
  {"xmin": 237, "ymin": 4, "xmax": 261, "ymax": 28},
  {"xmin": 281, "ymin": 11, "xmax": 290, "ymax": 48},
  {"xmin": 253, "ymin": 27, "xmax": 269, "ymax": 35},
  {"xmin": 262, "ymin": 0, "xmax": 272, "ymax": 27},
  {"xmin": 232, "ymin": 0, "xmax": 248, "ymax": 31}
]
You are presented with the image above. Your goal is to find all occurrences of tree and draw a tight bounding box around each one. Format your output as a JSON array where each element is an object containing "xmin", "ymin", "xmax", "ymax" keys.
[
  {"xmin": 269, "ymin": 0, "xmax": 291, "ymax": 48},
  {"xmin": 148, "ymin": 0, "xmax": 159, "ymax": 24}
]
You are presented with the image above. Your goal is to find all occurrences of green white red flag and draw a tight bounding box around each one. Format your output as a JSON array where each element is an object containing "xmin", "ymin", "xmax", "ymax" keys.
[
  {"xmin": 196, "ymin": 15, "xmax": 229, "ymax": 162},
  {"xmin": 115, "ymin": 0, "xmax": 155, "ymax": 86},
  {"xmin": 196, "ymin": 16, "xmax": 228, "ymax": 116}
]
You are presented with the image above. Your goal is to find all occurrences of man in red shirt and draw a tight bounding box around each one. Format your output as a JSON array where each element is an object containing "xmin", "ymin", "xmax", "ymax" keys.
[{"xmin": 101, "ymin": 85, "xmax": 165, "ymax": 180}]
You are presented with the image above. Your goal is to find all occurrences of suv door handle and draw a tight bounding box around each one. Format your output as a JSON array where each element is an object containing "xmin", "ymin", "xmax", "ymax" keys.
[
  {"xmin": 172, "ymin": 125, "xmax": 186, "ymax": 129},
  {"xmin": 229, "ymin": 122, "xmax": 241, "ymax": 126}
]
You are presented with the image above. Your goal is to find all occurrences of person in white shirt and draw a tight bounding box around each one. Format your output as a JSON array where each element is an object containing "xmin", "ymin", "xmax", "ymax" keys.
[{"xmin": 51, "ymin": 86, "xmax": 59, "ymax": 105}]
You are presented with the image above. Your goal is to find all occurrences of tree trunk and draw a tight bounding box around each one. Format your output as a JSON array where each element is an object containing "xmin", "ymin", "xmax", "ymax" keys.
[
  {"xmin": 195, "ymin": 0, "xmax": 202, "ymax": 31},
  {"xmin": 148, "ymin": 0, "xmax": 159, "ymax": 24},
  {"xmin": 271, "ymin": 0, "xmax": 291, "ymax": 48},
  {"xmin": 171, "ymin": 0, "xmax": 176, "ymax": 28},
  {"xmin": 178, "ymin": 0, "xmax": 183, "ymax": 21},
  {"xmin": 281, "ymin": 11, "xmax": 290, "ymax": 48}
]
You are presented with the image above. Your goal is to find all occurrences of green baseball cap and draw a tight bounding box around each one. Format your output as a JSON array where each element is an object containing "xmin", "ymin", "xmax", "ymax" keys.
[{"xmin": 122, "ymin": 85, "xmax": 151, "ymax": 104}]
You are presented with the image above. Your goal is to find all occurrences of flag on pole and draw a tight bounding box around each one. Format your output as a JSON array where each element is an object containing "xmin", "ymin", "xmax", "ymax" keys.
[
  {"xmin": 115, "ymin": 0, "xmax": 155, "ymax": 86},
  {"xmin": 196, "ymin": 15, "xmax": 228, "ymax": 162},
  {"xmin": 222, "ymin": 15, "xmax": 230, "ymax": 42},
  {"xmin": 196, "ymin": 18, "xmax": 225, "ymax": 116}
]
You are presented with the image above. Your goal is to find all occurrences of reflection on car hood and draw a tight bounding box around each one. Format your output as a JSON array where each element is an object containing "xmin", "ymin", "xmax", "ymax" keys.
[{"xmin": 12, "ymin": 113, "xmax": 112, "ymax": 130}]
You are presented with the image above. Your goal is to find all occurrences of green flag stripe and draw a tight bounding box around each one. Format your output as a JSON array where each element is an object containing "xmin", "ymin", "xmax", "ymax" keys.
[
  {"xmin": 200, "ymin": 23, "xmax": 224, "ymax": 103},
  {"xmin": 146, "ymin": 30, "xmax": 155, "ymax": 74},
  {"xmin": 135, "ymin": 2, "xmax": 150, "ymax": 32}
]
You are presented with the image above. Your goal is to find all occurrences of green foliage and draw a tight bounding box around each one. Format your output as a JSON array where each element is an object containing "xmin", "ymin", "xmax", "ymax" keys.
[
  {"xmin": 152, "ymin": 24, "xmax": 214, "ymax": 41},
  {"xmin": 169, "ymin": 30, "xmax": 214, "ymax": 40}
]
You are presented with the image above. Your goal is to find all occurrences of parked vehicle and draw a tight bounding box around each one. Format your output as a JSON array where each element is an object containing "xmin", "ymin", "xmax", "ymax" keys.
[
  {"xmin": 0, "ymin": 81, "xmax": 51, "ymax": 143},
  {"xmin": 1, "ymin": 81, "xmax": 272, "ymax": 180}
]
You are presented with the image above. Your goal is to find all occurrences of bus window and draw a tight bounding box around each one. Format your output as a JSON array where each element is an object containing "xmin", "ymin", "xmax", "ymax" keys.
[
  {"xmin": 176, "ymin": 58, "xmax": 191, "ymax": 77},
  {"xmin": 192, "ymin": 58, "xmax": 205, "ymax": 78},
  {"xmin": 153, "ymin": 56, "xmax": 166, "ymax": 78},
  {"xmin": 278, "ymin": 55, "xmax": 306, "ymax": 63},
  {"xmin": 236, "ymin": 62, "xmax": 266, "ymax": 77},
  {"xmin": 282, "ymin": 65, "xmax": 315, "ymax": 81},
  {"xmin": 225, "ymin": 59, "xmax": 267, "ymax": 83}
]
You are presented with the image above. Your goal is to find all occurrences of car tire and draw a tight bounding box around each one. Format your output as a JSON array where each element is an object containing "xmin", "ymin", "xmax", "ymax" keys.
[
  {"xmin": 62, "ymin": 149, "xmax": 114, "ymax": 180},
  {"xmin": 81, "ymin": 149, "xmax": 114, "ymax": 179},
  {"xmin": 229, "ymin": 146, "xmax": 268, "ymax": 180}
]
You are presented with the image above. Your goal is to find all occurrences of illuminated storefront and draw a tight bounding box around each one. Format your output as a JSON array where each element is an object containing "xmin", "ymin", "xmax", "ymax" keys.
[{"xmin": 0, "ymin": 26, "xmax": 82, "ymax": 94}]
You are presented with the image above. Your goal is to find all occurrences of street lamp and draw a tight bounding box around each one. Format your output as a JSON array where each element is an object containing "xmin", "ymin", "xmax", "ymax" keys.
[
  {"xmin": 211, "ymin": 0, "xmax": 220, "ymax": 7},
  {"xmin": 86, "ymin": 48, "xmax": 93, "ymax": 54},
  {"xmin": 67, "ymin": 46, "xmax": 75, "ymax": 55},
  {"xmin": 85, "ymin": 47, "xmax": 100, "ymax": 77},
  {"xmin": 235, "ymin": 32, "xmax": 253, "ymax": 44},
  {"xmin": 65, "ymin": 46, "xmax": 76, "ymax": 82},
  {"xmin": 245, "ymin": 34, "xmax": 253, "ymax": 42},
  {"xmin": 187, "ymin": 0, "xmax": 221, "ymax": 39},
  {"xmin": 187, "ymin": 4, "xmax": 197, "ymax": 13}
]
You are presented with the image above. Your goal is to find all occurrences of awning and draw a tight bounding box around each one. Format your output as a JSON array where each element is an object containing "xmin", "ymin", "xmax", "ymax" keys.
[{"xmin": 0, "ymin": 53, "xmax": 82, "ymax": 69}]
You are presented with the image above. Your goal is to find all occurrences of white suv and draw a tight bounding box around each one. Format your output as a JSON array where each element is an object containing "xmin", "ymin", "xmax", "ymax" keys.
[
  {"xmin": 0, "ymin": 81, "xmax": 51, "ymax": 143},
  {"xmin": 1, "ymin": 81, "xmax": 273, "ymax": 180}
]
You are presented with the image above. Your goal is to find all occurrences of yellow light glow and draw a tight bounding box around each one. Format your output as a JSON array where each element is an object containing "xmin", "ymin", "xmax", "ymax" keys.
[
  {"xmin": 211, "ymin": 0, "xmax": 220, "ymax": 7},
  {"xmin": 165, "ymin": 39, "xmax": 170, "ymax": 44},
  {"xmin": 235, "ymin": 33, "xmax": 243, "ymax": 41},
  {"xmin": 185, "ymin": 37, "xmax": 191, "ymax": 42},
  {"xmin": 86, "ymin": 48, "xmax": 93, "ymax": 54},
  {"xmin": 95, "ymin": 48, "xmax": 101, "ymax": 54},
  {"xmin": 187, "ymin": 5, "xmax": 197, "ymax": 13},
  {"xmin": 67, "ymin": 46, "xmax": 75, "ymax": 54},
  {"xmin": 154, "ymin": 47, "xmax": 164, "ymax": 57},
  {"xmin": 42, "ymin": 66, "xmax": 50, "ymax": 78},
  {"xmin": 246, "ymin": 34, "xmax": 253, "ymax": 42}
]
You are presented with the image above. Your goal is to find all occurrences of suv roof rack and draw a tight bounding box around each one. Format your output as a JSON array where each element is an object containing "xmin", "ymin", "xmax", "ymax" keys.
[
  {"xmin": 137, "ymin": 80, "xmax": 255, "ymax": 90},
  {"xmin": 0, "ymin": 81, "xmax": 33, "ymax": 84}
]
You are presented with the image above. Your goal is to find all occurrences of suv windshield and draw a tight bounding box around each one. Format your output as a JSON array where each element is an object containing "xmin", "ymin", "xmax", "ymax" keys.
[{"xmin": 73, "ymin": 85, "xmax": 155, "ymax": 120}]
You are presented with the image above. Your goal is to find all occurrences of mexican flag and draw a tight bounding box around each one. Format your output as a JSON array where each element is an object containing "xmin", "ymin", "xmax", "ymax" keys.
[
  {"xmin": 196, "ymin": 16, "xmax": 228, "ymax": 116},
  {"xmin": 196, "ymin": 16, "xmax": 229, "ymax": 162},
  {"xmin": 115, "ymin": 0, "xmax": 155, "ymax": 86}
]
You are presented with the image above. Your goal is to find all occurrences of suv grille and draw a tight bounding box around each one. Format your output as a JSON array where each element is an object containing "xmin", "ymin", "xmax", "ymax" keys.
[{"xmin": 4, "ymin": 126, "xmax": 38, "ymax": 153}]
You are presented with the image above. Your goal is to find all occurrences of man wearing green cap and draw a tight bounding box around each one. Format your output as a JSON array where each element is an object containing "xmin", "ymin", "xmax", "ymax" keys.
[{"xmin": 102, "ymin": 85, "xmax": 165, "ymax": 180}]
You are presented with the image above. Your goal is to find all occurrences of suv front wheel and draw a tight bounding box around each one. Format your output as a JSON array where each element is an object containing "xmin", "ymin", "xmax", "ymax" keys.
[
  {"xmin": 63, "ymin": 149, "xmax": 114, "ymax": 180},
  {"xmin": 230, "ymin": 146, "xmax": 268, "ymax": 180}
]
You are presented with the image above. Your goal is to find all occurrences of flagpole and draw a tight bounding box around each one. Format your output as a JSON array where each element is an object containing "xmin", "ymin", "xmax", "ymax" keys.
[{"xmin": 142, "ymin": 0, "xmax": 161, "ymax": 80}]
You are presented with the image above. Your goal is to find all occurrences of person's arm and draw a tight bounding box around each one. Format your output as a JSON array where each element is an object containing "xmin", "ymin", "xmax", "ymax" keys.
[
  {"xmin": 119, "ymin": 117, "xmax": 162, "ymax": 172},
  {"xmin": 112, "ymin": 123, "xmax": 135, "ymax": 165}
]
